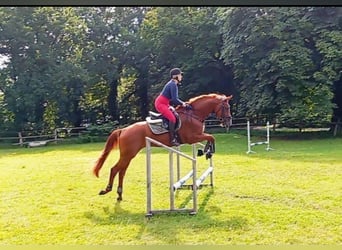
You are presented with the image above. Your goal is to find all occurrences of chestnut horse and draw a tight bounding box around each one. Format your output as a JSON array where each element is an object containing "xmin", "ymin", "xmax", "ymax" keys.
[{"xmin": 93, "ymin": 93, "xmax": 233, "ymax": 201}]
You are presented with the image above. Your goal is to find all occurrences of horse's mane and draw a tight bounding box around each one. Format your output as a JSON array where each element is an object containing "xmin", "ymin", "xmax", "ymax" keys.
[{"xmin": 188, "ymin": 93, "xmax": 223, "ymax": 104}]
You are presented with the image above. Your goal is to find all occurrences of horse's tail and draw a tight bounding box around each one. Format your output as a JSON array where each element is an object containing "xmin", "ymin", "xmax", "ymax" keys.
[{"xmin": 93, "ymin": 129, "xmax": 122, "ymax": 178}]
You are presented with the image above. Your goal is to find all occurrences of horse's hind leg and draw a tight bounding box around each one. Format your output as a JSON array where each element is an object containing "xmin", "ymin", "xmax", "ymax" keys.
[
  {"xmin": 115, "ymin": 156, "xmax": 132, "ymax": 201},
  {"xmin": 98, "ymin": 157, "xmax": 131, "ymax": 202},
  {"xmin": 116, "ymin": 166, "xmax": 129, "ymax": 201},
  {"xmin": 98, "ymin": 163, "xmax": 120, "ymax": 195}
]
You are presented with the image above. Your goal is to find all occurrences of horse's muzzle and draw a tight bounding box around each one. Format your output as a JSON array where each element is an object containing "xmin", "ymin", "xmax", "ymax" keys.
[{"xmin": 221, "ymin": 117, "xmax": 232, "ymax": 128}]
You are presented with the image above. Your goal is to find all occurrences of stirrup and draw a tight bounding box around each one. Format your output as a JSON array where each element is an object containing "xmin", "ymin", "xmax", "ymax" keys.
[{"xmin": 171, "ymin": 139, "xmax": 180, "ymax": 146}]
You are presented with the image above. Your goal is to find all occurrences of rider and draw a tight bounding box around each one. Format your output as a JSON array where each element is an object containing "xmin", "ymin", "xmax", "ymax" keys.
[{"xmin": 154, "ymin": 68, "xmax": 190, "ymax": 146}]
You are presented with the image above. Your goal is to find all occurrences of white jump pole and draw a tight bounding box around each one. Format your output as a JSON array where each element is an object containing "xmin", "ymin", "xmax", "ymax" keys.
[
  {"xmin": 266, "ymin": 121, "xmax": 271, "ymax": 151},
  {"xmin": 146, "ymin": 137, "xmax": 197, "ymax": 216},
  {"xmin": 247, "ymin": 120, "xmax": 273, "ymax": 154},
  {"xmin": 173, "ymin": 143, "xmax": 213, "ymax": 191},
  {"xmin": 173, "ymin": 170, "xmax": 194, "ymax": 190},
  {"xmin": 145, "ymin": 137, "xmax": 213, "ymax": 217},
  {"xmin": 191, "ymin": 143, "xmax": 198, "ymax": 214},
  {"xmin": 146, "ymin": 138, "xmax": 153, "ymax": 216},
  {"xmin": 195, "ymin": 166, "xmax": 213, "ymax": 188},
  {"xmin": 169, "ymin": 150, "xmax": 175, "ymax": 210},
  {"xmin": 247, "ymin": 120, "xmax": 254, "ymax": 154}
]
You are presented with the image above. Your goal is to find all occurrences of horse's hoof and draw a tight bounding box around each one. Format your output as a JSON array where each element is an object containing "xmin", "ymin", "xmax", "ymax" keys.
[
  {"xmin": 99, "ymin": 190, "xmax": 108, "ymax": 195},
  {"xmin": 117, "ymin": 197, "xmax": 122, "ymax": 202}
]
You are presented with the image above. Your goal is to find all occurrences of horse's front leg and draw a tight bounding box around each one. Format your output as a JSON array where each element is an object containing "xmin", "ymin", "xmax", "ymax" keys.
[
  {"xmin": 197, "ymin": 133, "xmax": 215, "ymax": 146},
  {"xmin": 204, "ymin": 140, "xmax": 216, "ymax": 153},
  {"xmin": 195, "ymin": 133, "xmax": 215, "ymax": 144},
  {"xmin": 204, "ymin": 141, "xmax": 215, "ymax": 159},
  {"xmin": 196, "ymin": 133, "xmax": 215, "ymax": 159}
]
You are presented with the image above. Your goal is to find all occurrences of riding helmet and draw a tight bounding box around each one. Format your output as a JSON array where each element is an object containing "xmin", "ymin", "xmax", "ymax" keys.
[{"xmin": 170, "ymin": 68, "xmax": 183, "ymax": 78}]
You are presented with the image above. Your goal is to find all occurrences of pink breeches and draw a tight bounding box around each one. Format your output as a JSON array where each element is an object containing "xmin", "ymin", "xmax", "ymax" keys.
[{"xmin": 154, "ymin": 95, "xmax": 176, "ymax": 123}]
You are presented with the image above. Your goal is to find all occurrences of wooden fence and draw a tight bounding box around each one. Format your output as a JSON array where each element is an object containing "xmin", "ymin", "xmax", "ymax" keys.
[
  {"xmin": 0, "ymin": 127, "xmax": 87, "ymax": 147},
  {"xmin": 1, "ymin": 118, "xmax": 341, "ymax": 147}
]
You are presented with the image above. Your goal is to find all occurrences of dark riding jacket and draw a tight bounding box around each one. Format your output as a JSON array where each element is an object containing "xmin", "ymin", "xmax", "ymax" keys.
[{"xmin": 160, "ymin": 79, "xmax": 185, "ymax": 106}]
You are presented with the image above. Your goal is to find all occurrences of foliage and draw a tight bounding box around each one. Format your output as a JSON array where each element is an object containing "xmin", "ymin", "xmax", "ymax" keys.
[
  {"xmin": 85, "ymin": 120, "xmax": 119, "ymax": 136},
  {"xmin": 0, "ymin": 7, "xmax": 89, "ymax": 131},
  {"xmin": 217, "ymin": 7, "xmax": 341, "ymax": 127},
  {"xmin": 80, "ymin": 7, "xmax": 151, "ymax": 121},
  {"xmin": 141, "ymin": 7, "xmax": 233, "ymax": 102},
  {"xmin": 0, "ymin": 7, "xmax": 341, "ymax": 133}
]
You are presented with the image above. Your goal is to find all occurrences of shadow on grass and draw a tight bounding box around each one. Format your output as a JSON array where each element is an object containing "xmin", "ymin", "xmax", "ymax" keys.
[{"xmin": 84, "ymin": 188, "xmax": 248, "ymax": 244}]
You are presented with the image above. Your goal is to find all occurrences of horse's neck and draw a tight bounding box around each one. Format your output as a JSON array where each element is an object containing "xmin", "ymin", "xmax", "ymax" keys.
[{"xmin": 192, "ymin": 100, "xmax": 217, "ymax": 120}]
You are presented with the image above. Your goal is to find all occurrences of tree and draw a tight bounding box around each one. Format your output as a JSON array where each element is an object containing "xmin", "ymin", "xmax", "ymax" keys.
[
  {"xmin": 309, "ymin": 7, "xmax": 342, "ymax": 121},
  {"xmin": 141, "ymin": 7, "xmax": 234, "ymax": 104},
  {"xmin": 0, "ymin": 7, "xmax": 340, "ymax": 134},
  {"xmin": 80, "ymin": 7, "xmax": 150, "ymax": 123},
  {"xmin": 0, "ymin": 7, "xmax": 89, "ymax": 131},
  {"xmin": 217, "ymin": 7, "xmax": 340, "ymax": 128}
]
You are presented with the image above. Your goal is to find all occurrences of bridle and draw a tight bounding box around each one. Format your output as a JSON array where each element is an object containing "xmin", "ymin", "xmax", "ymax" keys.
[
  {"xmin": 214, "ymin": 100, "xmax": 232, "ymax": 128},
  {"xmin": 178, "ymin": 96, "xmax": 232, "ymax": 127}
]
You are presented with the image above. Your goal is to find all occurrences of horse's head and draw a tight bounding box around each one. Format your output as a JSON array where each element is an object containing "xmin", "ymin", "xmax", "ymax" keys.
[
  {"xmin": 213, "ymin": 94, "xmax": 233, "ymax": 129},
  {"xmin": 186, "ymin": 93, "xmax": 233, "ymax": 128}
]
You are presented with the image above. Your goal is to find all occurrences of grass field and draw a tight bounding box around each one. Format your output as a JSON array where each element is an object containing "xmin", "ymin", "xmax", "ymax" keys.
[{"xmin": 0, "ymin": 132, "xmax": 341, "ymax": 245}]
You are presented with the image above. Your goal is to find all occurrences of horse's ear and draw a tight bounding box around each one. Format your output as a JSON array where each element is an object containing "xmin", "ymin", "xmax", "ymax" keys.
[{"xmin": 226, "ymin": 95, "xmax": 233, "ymax": 100}]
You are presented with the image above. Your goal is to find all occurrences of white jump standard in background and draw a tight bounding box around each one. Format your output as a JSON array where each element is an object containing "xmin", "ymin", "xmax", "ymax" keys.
[{"xmin": 246, "ymin": 120, "xmax": 273, "ymax": 154}]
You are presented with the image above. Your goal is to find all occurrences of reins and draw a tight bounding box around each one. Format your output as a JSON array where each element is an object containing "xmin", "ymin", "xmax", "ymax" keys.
[
  {"xmin": 177, "ymin": 95, "xmax": 232, "ymax": 126},
  {"xmin": 178, "ymin": 109, "xmax": 205, "ymax": 123}
]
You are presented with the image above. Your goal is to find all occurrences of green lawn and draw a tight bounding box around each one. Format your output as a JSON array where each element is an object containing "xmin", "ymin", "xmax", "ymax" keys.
[{"xmin": 0, "ymin": 133, "xmax": 341, "ymax": 245}]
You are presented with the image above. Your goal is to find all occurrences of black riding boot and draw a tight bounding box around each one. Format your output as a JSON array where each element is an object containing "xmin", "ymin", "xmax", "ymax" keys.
[{"xmin": 169, "ymin": 121, "xmax": 180, "ymax": 146}]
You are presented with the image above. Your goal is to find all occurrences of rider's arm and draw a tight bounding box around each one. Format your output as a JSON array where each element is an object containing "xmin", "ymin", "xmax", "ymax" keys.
[{"xmin": 170, "ymin": 82, "xmax": 186, "ymax": 107}]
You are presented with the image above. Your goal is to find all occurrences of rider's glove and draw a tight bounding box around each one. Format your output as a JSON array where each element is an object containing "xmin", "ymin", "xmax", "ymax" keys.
[{"xmin": 184, "ymin": 103, "xmax": 192, "ymax": 110}]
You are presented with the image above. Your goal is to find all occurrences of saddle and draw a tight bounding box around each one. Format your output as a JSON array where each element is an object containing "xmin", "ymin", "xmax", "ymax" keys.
[{"xmin": 146, "ymin": 111, "xmax": 181, "ymax": 135}]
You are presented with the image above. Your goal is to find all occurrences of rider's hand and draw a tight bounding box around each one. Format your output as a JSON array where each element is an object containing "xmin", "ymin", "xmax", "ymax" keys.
[{"xmin": 183, "ymin": 103, "xmax": 192, "ymax": 110}]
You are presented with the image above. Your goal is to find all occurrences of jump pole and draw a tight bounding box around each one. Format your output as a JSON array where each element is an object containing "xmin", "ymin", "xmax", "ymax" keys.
[
  {"xmin": 247, "ymin": 120, "xmax": 273, "ymax": 154},
  {"xmin": 145, "ymin": 137, "xmax": 213, "ymax": 217},
  {"xmin": 173, "ymin": 142, "xmax": 213, "ymax": 191}
]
